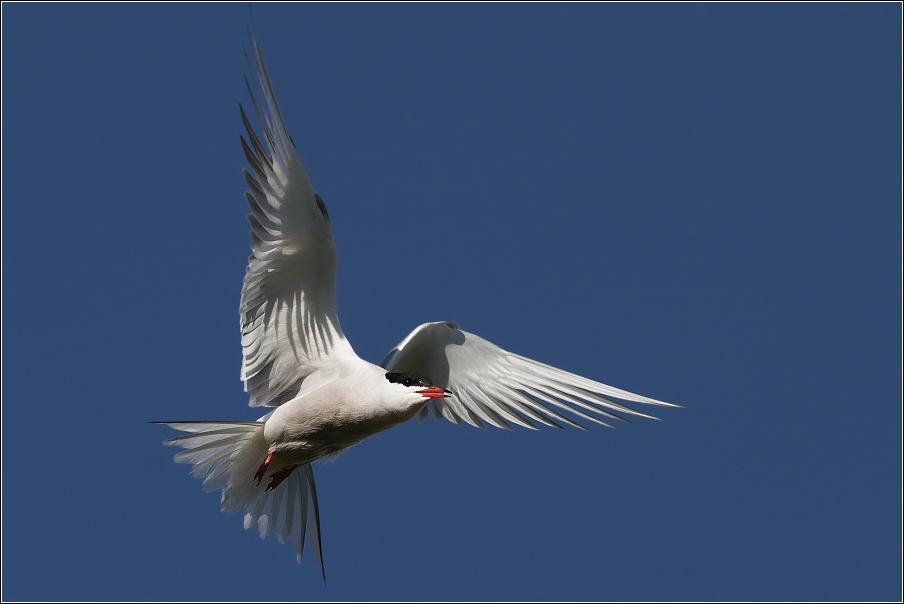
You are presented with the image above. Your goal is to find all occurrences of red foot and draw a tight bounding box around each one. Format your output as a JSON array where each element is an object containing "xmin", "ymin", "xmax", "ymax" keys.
[
  {"xmin": 254, "ymin": 451, "xmax": 273, "ymax": 486},
  {"xmin": 266, "ymin": 464, "xmax": 299, "ymax": 491}
]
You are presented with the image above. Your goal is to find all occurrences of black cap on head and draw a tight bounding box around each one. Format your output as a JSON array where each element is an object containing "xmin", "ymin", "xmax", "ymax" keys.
[{"xmin": 385, "ymin": 372, "xmax": 433, "ymax": 388}]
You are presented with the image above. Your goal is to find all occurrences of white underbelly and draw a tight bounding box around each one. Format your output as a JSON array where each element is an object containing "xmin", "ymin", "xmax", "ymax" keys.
[{"xmin": 264, "ymin": 395, "xmax": 422, "ymax": 466}]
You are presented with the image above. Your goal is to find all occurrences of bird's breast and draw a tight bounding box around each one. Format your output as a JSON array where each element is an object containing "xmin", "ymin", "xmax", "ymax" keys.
[{"xmin": 263, "ymin": 381, "xmax": 421, "ymax": 464}]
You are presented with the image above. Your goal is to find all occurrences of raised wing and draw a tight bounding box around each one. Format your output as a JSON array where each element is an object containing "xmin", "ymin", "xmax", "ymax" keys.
[
  {"xmin": 381, "ymin": 322, "xmax": 677, "ymax": 430},
  {"xmin": 240, "ymin": 32, "xmax": 355, "ymax": 407}
]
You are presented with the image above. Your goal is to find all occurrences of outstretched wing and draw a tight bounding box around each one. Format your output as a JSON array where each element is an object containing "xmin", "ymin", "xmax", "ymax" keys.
[
  {"xmin": 381, "ymin": 322, "xmax": 677, "ymax": 430},
  {"xmin": 240, "ymin": 31, "xmax": 356, "ymax": 407}
]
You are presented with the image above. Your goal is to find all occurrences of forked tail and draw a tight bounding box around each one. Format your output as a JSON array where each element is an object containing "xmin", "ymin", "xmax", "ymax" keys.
[{"xmin": 157, "ymin": 421, "xmax": 324, "ymax": 577}]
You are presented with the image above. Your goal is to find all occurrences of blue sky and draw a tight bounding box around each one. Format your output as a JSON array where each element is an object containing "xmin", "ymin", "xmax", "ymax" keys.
[{"xmin": 2, "ymin": 3, "xmax": 900, "ymax": 601}]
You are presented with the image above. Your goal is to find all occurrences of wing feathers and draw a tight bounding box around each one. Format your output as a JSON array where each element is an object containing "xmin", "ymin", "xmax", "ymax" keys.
[
  {"xmin": 520, "ymin": 385, "xmax": 615, "ymax": 429},
  {"xmin": 383, "ymin": 321, "xmax": 675, "ymax": 432},
  {"xmin": 237, "ymin": 33, "xmax": 357, "ymax": 408}
]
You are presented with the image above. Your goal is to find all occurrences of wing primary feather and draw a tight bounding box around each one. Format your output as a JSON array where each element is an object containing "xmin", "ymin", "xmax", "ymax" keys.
[
  {"xmin": 295, "ymin": 289, "xmax": 311, "ymax": 357},
  {"xmin": 523, "ymin": 382, "xmax": 623, "ymax": 426},
  {"xmin": 506, "ymin": 389, "xmax": 586, "ymax": 430},
  {"xmin": 470, "ymin": 383, "xmax": 537, "ymax": 430},
  {"xmin": 241, "ymin": 169, "xmax": 275, "ymax": 211},
  {"xmin": 239, "ymin": 102, "xmax": 273, "ymax": 169},
  {"xmin": 249, "ymin": 35, "xmax": 294, "ymax": 164},
  {"xmin": 443, "ymin": 407, "xmax": 465, "ymax": 425},
  {"xmin": 477, "ymin": 384, "xmax": 551, "ymax": 429},
  {"xmin": 247, "ymin": 213, "xmax": 280, "ymax": 241},
  {"xmin": 543, "ymin": 381, "xmax": 658, "ymax": 422},
  {"xmin": 519, "ymin": 385, "xmax": 615, "ymax": 429},
  {"xmin": 244, "ymin": 34, "xmax": 293, "ymax": 169},
  {"xmin": 445, "ymin": 394, "xmax": 485, "ymax": 428},
  {"xmin": 523, "ymin": 365, "xmax": 659, "ymax": 419},
  {"xmin": 243, "ymin": 72, "xmax": 277, "ymax": 157},
  {"xmin": 240, "ymin": 134, "xmax": 270, "ymax": 183},
  {"xmin": 538, "ymin": 383, "xmax": 632, "ymax": 422},
  {"xmin": 466, "ymin": 392, "xmax": 513, "ymax": 429},
  {"xmin": 518, "ymin": 354, "xmax": 678, "ymax": 407},
  {"xmin": 245, "ymin": 192, "xmax": 281, "ymax": 232}
]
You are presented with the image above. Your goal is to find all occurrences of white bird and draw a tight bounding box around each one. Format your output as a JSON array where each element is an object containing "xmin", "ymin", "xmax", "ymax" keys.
[{"xmin": 158, "ymin": 30, "xmax": 677, "ymax": 580}]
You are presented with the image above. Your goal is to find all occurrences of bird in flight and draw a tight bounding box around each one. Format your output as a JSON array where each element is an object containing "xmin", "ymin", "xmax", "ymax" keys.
[{"xmin": 157, "ymin": 28, "xmax": 677, "ymax": 580}]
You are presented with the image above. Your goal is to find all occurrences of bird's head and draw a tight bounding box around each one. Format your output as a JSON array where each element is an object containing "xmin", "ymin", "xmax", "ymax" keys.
[{"xmin": 384, "ymin": 371, "xmax": 452, "ymax": 401}]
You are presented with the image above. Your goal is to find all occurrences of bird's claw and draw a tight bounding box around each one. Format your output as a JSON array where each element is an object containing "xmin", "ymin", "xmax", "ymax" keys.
[
  {"xmin": 265, "ymin": 464, "xmax": 299, "ymax": 491},
  {"xmin": 253, "ymin": 451, "xmax": 273, "ymax": 486}
]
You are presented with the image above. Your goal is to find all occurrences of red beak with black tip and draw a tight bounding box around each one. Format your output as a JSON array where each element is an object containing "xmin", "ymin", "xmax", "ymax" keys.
[{"xmin": 417, "ymin": 386, "xmax": 453, "ymax": 399}]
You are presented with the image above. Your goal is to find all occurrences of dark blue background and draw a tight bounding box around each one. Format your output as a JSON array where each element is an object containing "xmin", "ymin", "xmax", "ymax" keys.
[{"xmin": 2, "ymin": 3, "xmax": 900, "ymax": 601}]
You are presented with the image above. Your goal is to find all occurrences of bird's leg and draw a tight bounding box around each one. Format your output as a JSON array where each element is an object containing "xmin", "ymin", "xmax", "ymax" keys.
[
  {"xmin": 253, "ymin": 451, "xmax": 273, "ymax": 486},
  {"xmin": 266, "ymin": 464, "xmax": 299, "ymax": 491}
]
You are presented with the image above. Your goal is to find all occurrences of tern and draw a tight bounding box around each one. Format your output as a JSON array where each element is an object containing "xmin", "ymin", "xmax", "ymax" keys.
[{"xmin": 157, "ymin": 30, "xmax": 677, "ymax": 579}]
